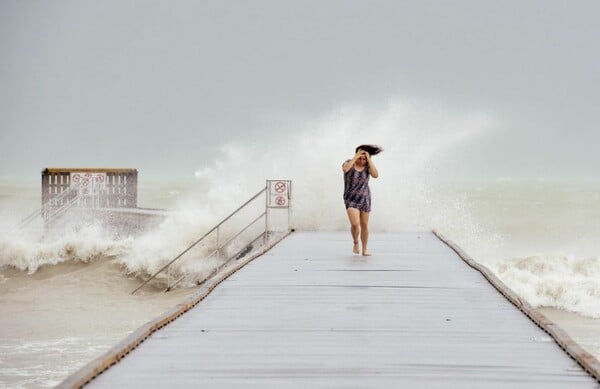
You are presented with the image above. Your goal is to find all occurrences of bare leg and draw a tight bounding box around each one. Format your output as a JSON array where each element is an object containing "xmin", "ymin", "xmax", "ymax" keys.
[
  {"xmin": 360, "ymin": 211, "xmax": 371, "ymax": 256},
  {"xmin": 346, "ymin": 208, "xmax": 360, "ymax": 254}
]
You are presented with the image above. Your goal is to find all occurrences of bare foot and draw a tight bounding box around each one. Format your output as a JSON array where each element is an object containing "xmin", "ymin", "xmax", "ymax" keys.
[
  {"xmin": 353, "ymin": 242, "xmax": 360, "ymax": 254},
  {"xmin": 362, "ymin": 251, "xmax": 371, "ymax": 256}
]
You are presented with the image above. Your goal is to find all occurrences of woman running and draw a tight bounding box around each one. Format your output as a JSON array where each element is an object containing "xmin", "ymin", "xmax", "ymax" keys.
[{"xmin": 342, "ymin": 145, "xmax": 381, "ymax": 256}]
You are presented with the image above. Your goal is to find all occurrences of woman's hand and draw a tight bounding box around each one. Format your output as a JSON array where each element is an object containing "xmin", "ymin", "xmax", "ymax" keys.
[
  {"xmin": 365, "ymin": 151, "xmax": 379, "ymax": 178},
  {"xmin": 344, "ymin": 150, "xmax": 363, "ymax": 173}
]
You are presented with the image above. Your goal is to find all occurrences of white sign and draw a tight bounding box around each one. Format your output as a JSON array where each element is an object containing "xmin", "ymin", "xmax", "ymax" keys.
[
  {"xmin": 267, "ymin": 180, "xmax": 290, "ymax": 207},
  {"xmin": 71, "ymin": 172, "xmax": 106, "ymax": 196}
]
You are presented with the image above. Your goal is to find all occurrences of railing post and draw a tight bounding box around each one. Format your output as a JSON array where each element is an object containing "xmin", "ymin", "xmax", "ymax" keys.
[
  {"xmin": 167, "ymin": 266, "xmax": 171, "ymax": 290},
  {"xmin": 288, "ymin": 180, "xmax": 292, "ymax": 232},
  {"xmin": 264, "ymin": 181, "xmax": 269, "ymax": 245},
  {"xmin": 216, "ymin": 226, "xmax": 220, "ymax": 261}
]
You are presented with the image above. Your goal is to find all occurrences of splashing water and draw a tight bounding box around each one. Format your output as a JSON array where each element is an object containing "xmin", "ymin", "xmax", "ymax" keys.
[
  {"xmin": 192, "ymin": 100, "xmax": 496, "ymax": 233},
  {"xmin": 1, "ymin": 99, "xmax": 499, "ymax": 283},
  {"xmin": 2, "ymin": 99, "xmax": 600, "ymax": 389},
  {"xmin": 491, "ymin": 254, "xmax": 600, "ymax": 318}
]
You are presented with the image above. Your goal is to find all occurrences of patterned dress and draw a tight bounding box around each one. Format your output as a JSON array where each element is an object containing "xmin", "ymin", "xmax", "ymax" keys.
[{"xmin": 343, "ymin": 161, "xmax": 371, "ymax": 212}]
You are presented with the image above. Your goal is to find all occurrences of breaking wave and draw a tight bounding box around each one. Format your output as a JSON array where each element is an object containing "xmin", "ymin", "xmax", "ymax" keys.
[
  {"xmin": 490, "ymin": 254, "xmax": 600, "ymax": 318},
  {"xmin": 1, "ymin": 98, "xmax": 499, "ymax": 288},
  {"xmin": 0, "ymin": 224, "xmax": 131, "ymax": 274}
]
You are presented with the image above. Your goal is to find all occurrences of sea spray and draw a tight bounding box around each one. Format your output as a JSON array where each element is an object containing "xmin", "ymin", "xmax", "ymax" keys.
[
  {"xmin": 116, "ymin": 206, "xmax": 228, "ymax": 283},
  {"xmin": 0, "ymin": 99, "xmax": 501, "ymax": 286},
  {"xmin": 490, "ymin": 254, "xmax": 600, "ymax": 318},
  {"xmin": 191, "ymin": 100, "xmax": 497, "ymax": 234},
  {"xmin": 112, "ymin": 100, "xmax": 501, "ymax": 284},
  {"xmin": 0, "ymin": 223, "xmax": 131, "ymax": 273},
  {"xmin": 435, "ymin": 181, "xmax": 600, "ymax": 319}
]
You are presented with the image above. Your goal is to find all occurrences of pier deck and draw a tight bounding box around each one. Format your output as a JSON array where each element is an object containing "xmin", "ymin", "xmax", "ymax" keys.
[{"xmin": 85, "ymin": 232, "xmax": 597, "ymax": 388}]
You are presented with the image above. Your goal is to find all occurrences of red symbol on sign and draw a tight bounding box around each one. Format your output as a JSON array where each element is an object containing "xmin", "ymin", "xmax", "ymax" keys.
[
  {"xmin": 274, "ymin": 182, "xmax": 287, "ymax": 193},
  {"xmin": 275, "ymin": 195, "xmax": 287, "ymax": 206}
]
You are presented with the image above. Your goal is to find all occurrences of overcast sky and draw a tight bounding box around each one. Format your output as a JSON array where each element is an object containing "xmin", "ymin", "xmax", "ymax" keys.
[{"xmin": 1, "ymin": 0, "xmax": 598, "ymax": 182}]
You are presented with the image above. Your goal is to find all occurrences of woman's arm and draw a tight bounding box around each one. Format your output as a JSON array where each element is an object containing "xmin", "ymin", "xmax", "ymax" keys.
[
  {"xmin": 342, "ymin": 151, "xmax": 361, "ymax": 173},
  {"xmin": 365, "ymin": 152, "xmax": 379, "ymax": 178}
]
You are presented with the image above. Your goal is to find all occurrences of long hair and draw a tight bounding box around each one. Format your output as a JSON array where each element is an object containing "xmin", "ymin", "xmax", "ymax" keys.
[{"xmin": 355, "ymin": 144, "xmax": 384, "ymax": 155}]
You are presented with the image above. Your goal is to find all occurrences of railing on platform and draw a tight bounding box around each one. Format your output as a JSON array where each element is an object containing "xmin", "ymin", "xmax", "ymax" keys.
[
  {"xmin": 131, "ymin": 179, "xmax": 292, "ymax": 294},
  {"xmin": 42, "ymin": 168, "xmax": 138, "ymax": 209},
  {"xmin": 15, "ymin": 168, "xmax": 140, "ymax": 231},
  {"xmin": 15, "ymin": 187, "xmax": 80, "ymax": 230}
]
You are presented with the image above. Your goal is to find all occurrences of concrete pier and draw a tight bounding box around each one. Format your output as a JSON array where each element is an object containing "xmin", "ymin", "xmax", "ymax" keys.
[{"xmin": 65, "ymin": 232, "xmax": 599, "ymax": 388}]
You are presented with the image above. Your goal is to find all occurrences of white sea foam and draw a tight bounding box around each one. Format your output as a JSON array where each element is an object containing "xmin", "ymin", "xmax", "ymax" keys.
[
  {"xmin": 490, "ymin": 254, "xmax": 600, "ymax": 318},
  {"xmin": 0, "ymin": 223, "xmax": 131, "ymax": 274},
  {"xmin": 2, "ymin": 101, "xmax": 600, "ymax": 389},
  {"xmin": 118, "ymin": 99, "xmax": 501, "ymax": 281},
  {"xmin": 1, "ymin": 99, "xmax": 500, "ymax": 284},
  {"xmin": 2, "ymin": 99, "xmax": 598, "ymax": 325},
  {"xmin": 191, "ymin": 99, "xmax": 496, "ymax": 233}
]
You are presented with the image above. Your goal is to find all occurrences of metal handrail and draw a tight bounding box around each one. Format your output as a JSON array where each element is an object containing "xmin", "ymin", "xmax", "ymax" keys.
[
  {"xmin": 229, "ymin": 230, "xmax": 267, "ymax": 261},
  {"xmin": 131, "ymin": 186, "xmax": 267, "ymax": 294},
  {"xmin": 203, "ymin": 211, "xmax": 267, "ymax": 260},
  {"xmin": 46, "ymin": 195, "xmax": 80, "ymax": 225},
  {"xmin": 165, "ymin": 230, "xmax": 268, "ymax": 292},
  {"xmin": 14, "ymin": 209, "xmax": 42, "ymax": 230},
  {"xmin": 14, "ymin": 187, "xmax": 79, "ymax": 230}
]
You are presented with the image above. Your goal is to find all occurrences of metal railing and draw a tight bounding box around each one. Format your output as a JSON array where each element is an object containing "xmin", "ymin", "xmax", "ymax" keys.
[
  {"xmin": 14, "ymin": 187, "xmax": 80, "ymax": 230},
  {"xmin": 46, "ymin": 192, "xmax": 80, "ymax": 224},
  {"xmin": 131, "ymin": 184, "xmax": 279, "ymax": 294}
]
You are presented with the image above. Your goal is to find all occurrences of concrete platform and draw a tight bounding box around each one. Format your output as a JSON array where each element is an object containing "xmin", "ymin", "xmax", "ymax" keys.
[{"xmin": 85, "ymin": 232, "xmax": 597, "ymax": 388}]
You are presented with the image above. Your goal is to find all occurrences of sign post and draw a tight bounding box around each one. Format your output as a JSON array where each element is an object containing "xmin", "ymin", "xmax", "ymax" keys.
[{"xmin": 265, "ymin": 180, "xmax": 292, "ymax": 239}]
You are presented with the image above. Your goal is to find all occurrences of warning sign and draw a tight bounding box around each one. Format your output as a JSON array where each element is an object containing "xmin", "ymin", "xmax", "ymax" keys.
[
  {"xmin": 267, "ymin": 180, "xmax": 290, "ymax": 207},
  {"xmin": 274, "ymin": 181, "xmax": 287, "ymax": 193},
  {"xmin": 71, "ymin": 172, "xmax": 106, "ymax": 196},
  {"xmin": 275, "ymin": 195, "xmax": 287, "ymax": 206}
]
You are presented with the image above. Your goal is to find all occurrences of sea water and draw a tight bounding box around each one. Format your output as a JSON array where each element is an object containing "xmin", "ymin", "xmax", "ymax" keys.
[
  {"xmin": 1, "ymin": 104, "xmax": 599, "ymax": 386},
  {"xmin": 1, "ymin": 178, "xmax": 599, "ymax": 387},
  {"xmin": 437, "ymin": 181, "xmax": 600, "ymax": 360}
]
